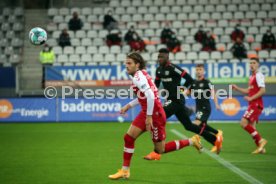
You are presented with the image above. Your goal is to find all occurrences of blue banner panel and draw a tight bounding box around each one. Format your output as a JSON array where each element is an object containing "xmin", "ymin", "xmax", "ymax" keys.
[
  {"xmin": 46, "ymin": 63, "xmax": 276, "ymax": 82},
  {"xmin": 208, "ymin": 96, "xmax": 276, "ymax": 121},
  {"xmin": 0, "ymin": 96, "xmax": 275, "ymax": 122},
  {"xmin": 58, "ymin": 98, "xmax": 135, "ymax": 122},
  {"xmin": 0, "ymin": 98, "xmax": 56, "ymax": 122},
  {"xmin": 0, "ymin": 67, "xmax": 16, "ymax": 88}
]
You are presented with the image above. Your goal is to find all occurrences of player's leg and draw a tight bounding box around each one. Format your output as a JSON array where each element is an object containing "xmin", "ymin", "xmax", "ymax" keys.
[
  {"xmin": 240, "ymin": 115, "xmax": 267, "ymax": 154},
  {"xmin": 145, "ymin": 130, "xmax": 202, "ymax": 160},
  {"xmin": 154, "ymin": 135, "xmax": 202, "ymax": 154},
  {"xmin": 144, "ymin": 108, "xmax": 202, "ymax": 160},
  {"xmin": 144, "ymin": 100, "xmax": 187, "ymax": 160},
  {"xmin": 175, "ymin": 106, "xmax": 223, "ymax": 154},
  {"xmin": 109, "ymin": 112, "xmax": 146, "ymax": 179},
  {"xmin": 184, "ymin": 105, "xmax": 195, "ymax": 117},
  {"xmin": 195, "ymin": 110, "xmax": 219, "ymax": 135},
  {"xmin": 195, "ymin": 110, "xmax": 224, "ymax": 153}
]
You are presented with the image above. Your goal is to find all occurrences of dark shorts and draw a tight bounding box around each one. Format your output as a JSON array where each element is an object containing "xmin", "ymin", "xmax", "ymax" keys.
[{"xmin": 195, "ymin": 108, "xmax": 211, "ymax": 122}]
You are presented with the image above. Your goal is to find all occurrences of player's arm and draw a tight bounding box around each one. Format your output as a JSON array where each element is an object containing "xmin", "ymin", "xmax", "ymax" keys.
[
  {"xmin": 245, "ymin": 87, "xmax": 265, "ymax": 102},
  {"xmin": 133, "ymin": 72, "xmax": 154, "ymax": 131},
  {"xmin": 245, "ymin": 73, "xmax": 266, "ymax": 102},
  {"xmin": 232, "ymin": 84, "xmax": 249, "ymax": 94},
  {"xmin": 209, "ymin": 82, "xmax": 220, "ymax": 110},
  {"xmin": 172, "ymin": 64, "xmax": 194, "ymax": 87},
  {"xmin": 154, "ymin": 68, "xmax": 161, "ymax": 88},
  {"xmin": 120, "ymin": 98, "xmax": 139, "ymax": 114}
]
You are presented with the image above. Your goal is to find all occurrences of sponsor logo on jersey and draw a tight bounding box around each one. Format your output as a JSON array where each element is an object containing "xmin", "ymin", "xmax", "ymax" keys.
[{"xmin": 161, "ymin": 78, "xmax": 172, "ymax": 82}]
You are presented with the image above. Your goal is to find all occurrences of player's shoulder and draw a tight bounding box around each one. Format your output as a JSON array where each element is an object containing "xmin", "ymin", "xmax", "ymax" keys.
[
  {"xmin": 156, "ymin": 66, "xmax": 161, "ymax": 71},
  {"xmin": 256, "ymin": 71, "xmax": 265, "ymax": 79},
  {"xmin": 204, "ymin": 78, "xmax": 212, "ymax": 84},
  {"xmin": 133, "ymin": 70, "xmax": 147, "ymax": 82},
  {"xmin": 169, "ymin": 62, "xmax": 180, "ymax": 69},
  {"xmin": 169, "ymin": 63, "xmax": 183, "ymax": 74}
]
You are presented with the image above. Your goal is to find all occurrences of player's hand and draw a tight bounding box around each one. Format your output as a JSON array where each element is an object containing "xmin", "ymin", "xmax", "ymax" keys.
[
  {"xmin": 244, "ymin": 96, "xmax": 252, "ymax": 102},
  {"xmin": 120, "ymin": 104, "xmax": 130, "ymax": 114},
  {"xmin": 231, "ymin": 84, "xmax": 238, "ymax": 90},
  {"xmin": 145, "ymin": 115, "xmax": 153, "ymax": 131},
  {"xmin": 215, "ymin": 104, "xmax": 220, "ymax": 110}
]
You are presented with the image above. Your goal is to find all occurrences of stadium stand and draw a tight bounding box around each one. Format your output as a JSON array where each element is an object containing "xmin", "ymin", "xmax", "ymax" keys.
[
  {"xmin": 43, "ymin": 0, "xmax": 276, "ymax": 66},
  {"xmin": 0, "ymin": 7, "xmax": 24, "ymax": 67}
]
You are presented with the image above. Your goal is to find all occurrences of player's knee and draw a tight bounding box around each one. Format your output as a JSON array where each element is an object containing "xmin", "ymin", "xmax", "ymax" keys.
[
  {"xmin": 240, "ymin": 118, "xmax": 248, "ymax": 128},
  {"xmin": 183, "ymin": 123, "xmax": 193, "ymax": 131},
  {"xmin": 124, "ymin": 134, "xmax": 135, "ymax": 144}
]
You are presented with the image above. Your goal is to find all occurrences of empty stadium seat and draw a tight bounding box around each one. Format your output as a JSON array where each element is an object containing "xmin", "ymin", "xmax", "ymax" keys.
[
  {"xmin": 59, "ymin": 8, "xmax": 69, "ymax": 16},
  {"xmin": 258, "ymin": 50, "xmax": 269, "ymax": 59},
  {"xmin": 126, "ymin": 7, "xmax": 137, "ymax": 14},
  {"xmin": 81, "ymin": 38, "xmax": 92, "ymax": 46},
  {"xmin": 57, "ymin": 54, "xmax": 68, "ymax": 63},
  {"xmin": 171, "ymin": 6, "xmax": 182, "ymax": 13},
  {"xmin": 69, "ymin": 54, "xmax": 80, "ymax": 62},
  {"xmin": 222, "ymin": 51, "xmax": 233, "ymax": 59},
  {"xmin": 98, "ymin": 46, "xmax": 109, "ymax": 54},
  {"xmin": 81, "ymin": 54, "xmax": 92, "ymax": 62},
  {"xmin": 75, "ymin": 30, "xmax": 86, "ymax": 38},
  {"xmin": 105, "ymin": 54, "xmax": 116, "ymax": 62},
  {"xmin": 187, "ymin": 52, "xmax": 198, "ymax": 60},
  {"xmin": 110, "ymin": 46, "xmax": 121, "ymax": 54},
  {"xmin": 211, "ymin": 51, "xmax": 222, "ymax": 60},
  {"xmin": 175, "ymin": 52, "xmax": 186, "ymax": 60},
  {"xmin": 70, "ymin": 7, "xmax": 81, "ymax": 15},
  {"xmin": 177, "ymin": 13, "xmax": 188, "ymax": 21},
  {"xmin": 270, "ymin": 50, "xmax": 276, "ymax": 58},
  {"xmin": 148, "ymin": 7, "xmax": 159, "ymax": 14},
  {"xmin": 93, "ymin": 54, "xmax": 104, "ymax": 62},
  {"xmin": 116, "ymin": 53, "xmax": 126, "ymax": 62},
  {"xmin": 63, "ymin": 46, "xmax": 74, "ymax": 54},
  {"xmin": 75, "ymin": 46, "xmax": 86, "ymax": 54},
  {"xmin": 53, "ymin": 46, "xmax": 63, "ymax": 55},
  {"xmin": 133, "ymin": 1, "xmax": 142, "ymax": 7},
  {"xmin": 199, "ymin": 52, "xmax": 209, "ymax": 60},
  {"xmin": 109, "ymin": 0, "xmax": 120, "ymax": 7},
  {"xmin": 137, "ymin": 7, "xmax": 148, "ymax": 14},
  {"xmin": 81, "ymin": 7, "xmax": 92, "ymax": 15}
]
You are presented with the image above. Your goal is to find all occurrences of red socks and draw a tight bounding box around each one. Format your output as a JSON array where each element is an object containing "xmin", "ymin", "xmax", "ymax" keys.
[
  {"xmin": 123, "ymin": 134, "xmax": 135, "ymax": 167},
  {"xmin": 244, "ymin": 124, "xmax": 262, "ymax": 146},
  {"xmin": 164, "ymin": 140, "xmax": 190, "ymax": 153}
]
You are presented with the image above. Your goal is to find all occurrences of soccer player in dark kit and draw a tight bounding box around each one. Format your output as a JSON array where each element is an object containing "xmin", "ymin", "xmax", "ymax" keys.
[
  {"xmin": 186, "ymin": 64, "xmax": 223, "ymax": 153},
  {"xmin": 144, "ymin": 49, "xmax": 223, "ymax": 160}
]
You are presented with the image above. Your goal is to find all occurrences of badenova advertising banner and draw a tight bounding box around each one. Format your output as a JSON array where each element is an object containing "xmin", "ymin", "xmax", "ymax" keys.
[{"xmin": 0, "ymin": 96, "xmax": 276, "ymax": 122}]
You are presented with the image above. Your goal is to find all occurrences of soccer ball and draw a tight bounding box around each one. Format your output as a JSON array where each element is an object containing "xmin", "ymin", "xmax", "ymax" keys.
[{"xmin": 29, "ymin": 27, "xmax": 47, "ymax": 45}]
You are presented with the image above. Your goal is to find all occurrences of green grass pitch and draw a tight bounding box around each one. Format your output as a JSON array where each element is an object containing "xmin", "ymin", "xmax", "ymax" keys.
[{"xmin": 0, "ymin": 122, "xmax": 276, "ymax": 184}]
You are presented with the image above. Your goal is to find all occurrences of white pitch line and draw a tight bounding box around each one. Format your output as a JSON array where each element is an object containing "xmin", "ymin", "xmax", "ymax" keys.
[{"xmin": 170, "ymin": 129, "xmax": 263, "ymax": 184}]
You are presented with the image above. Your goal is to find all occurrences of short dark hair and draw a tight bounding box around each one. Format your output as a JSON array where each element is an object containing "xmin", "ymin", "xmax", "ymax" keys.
[
  {"xmin": 250, "ymin": 57, "xmax": 260, "ymax": 63},
  {"xmin": 127, "ymin": 52, "xmax": 146, "ymax": 70},
  {"xmin": 159, "ymin": 48, "xmax": 169, "ymax": 54},
  {"xmin": 196, "ymin": 64, "xmax": 204, "ymax": 68}
]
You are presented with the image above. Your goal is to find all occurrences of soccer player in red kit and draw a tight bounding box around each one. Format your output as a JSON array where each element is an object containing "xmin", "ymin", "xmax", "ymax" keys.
[
  {"xmin": 232, "ymin": 58, "xmax": 267, "ymax": 154},
  {"xmin": 108, "ymin": 52, "xmax": 202, "ymax": 180}
]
